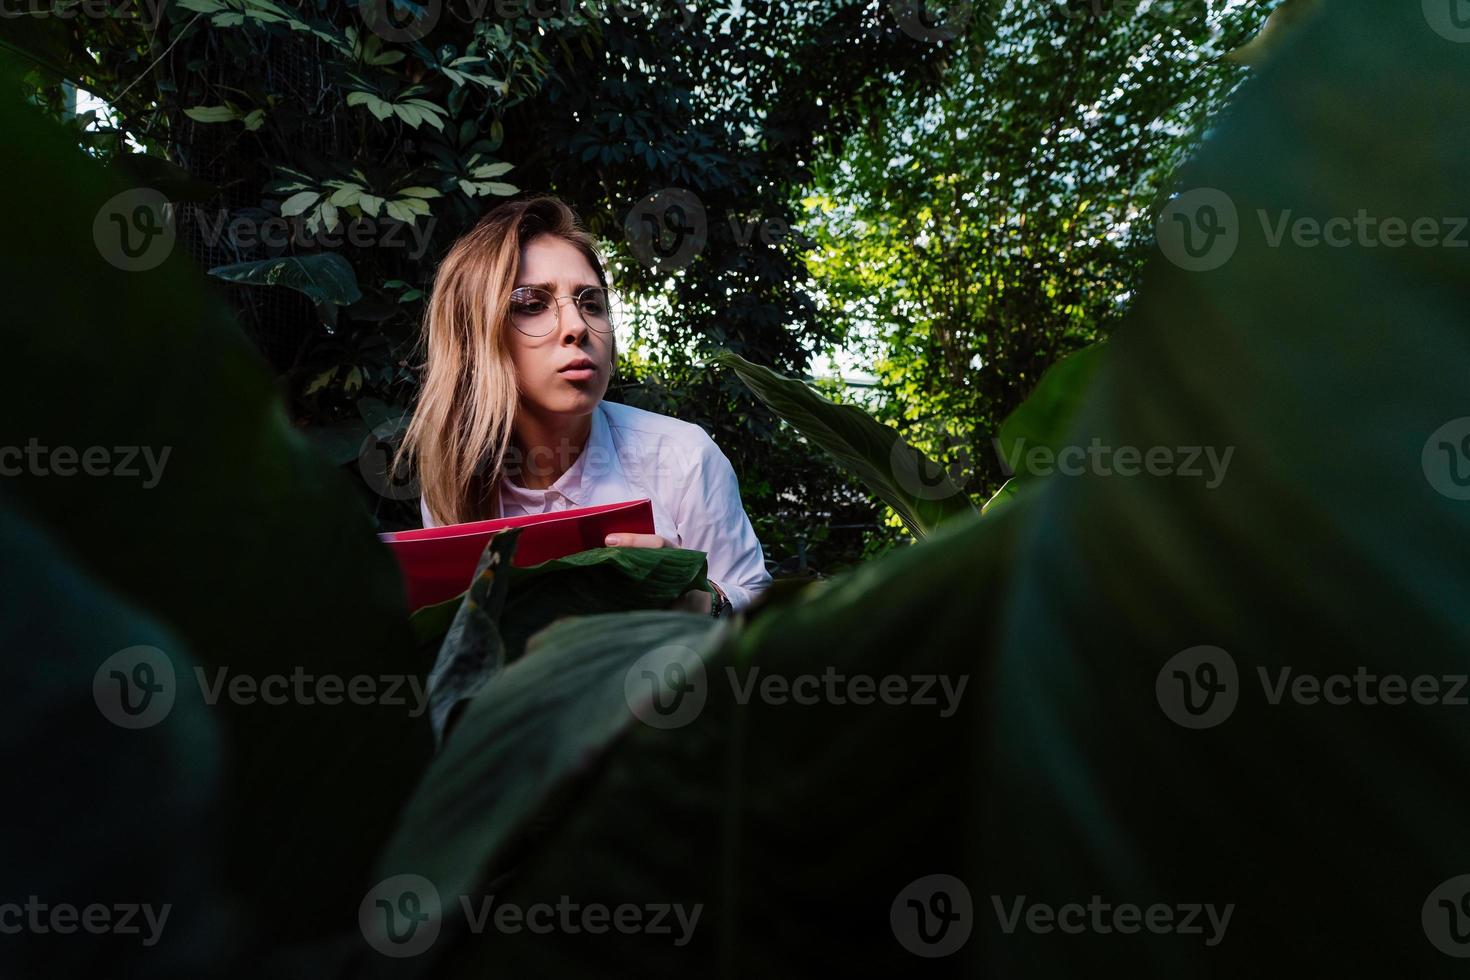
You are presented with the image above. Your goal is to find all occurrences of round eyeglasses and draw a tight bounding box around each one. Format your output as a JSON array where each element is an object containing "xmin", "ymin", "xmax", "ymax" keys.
[{"xmin": 508, "ymin": 285, "xmax": 618, "ymax": 337}]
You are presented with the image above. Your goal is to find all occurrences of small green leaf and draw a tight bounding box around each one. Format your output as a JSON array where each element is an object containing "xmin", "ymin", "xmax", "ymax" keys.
[
  {"xmin": 384, "ymin": 199, "xmax": 417, "ymax": 223},
  {"xmin": 304, "ymin": 367, "xmax": 337, "ymax": 396},
  {"xmin": 358, "ymin": 95, "xmax": 394, "ymax": 122},
  {"xmin": 470, "ymin": 160, "xmax": 514, "ymax": 178},
  {"xmin": 279, "ymin": 190, "xmax": 320, "ymax": 217},
  {"xmin": 327, "ymin": 184, "xmax": 363, "ymax": 208},
  {"xmin": 183, "ymin": 105, "xmax": 240, "ymax": 123},
  {"xmin": 393, "ymin": 103, "xmax": 422, "ymax": 129}
]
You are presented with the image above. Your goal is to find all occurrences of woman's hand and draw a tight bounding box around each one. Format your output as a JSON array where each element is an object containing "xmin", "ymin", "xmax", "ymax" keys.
[{"xmin": 603, "ymin": 533, "xmax": 670, "ymax": 548}]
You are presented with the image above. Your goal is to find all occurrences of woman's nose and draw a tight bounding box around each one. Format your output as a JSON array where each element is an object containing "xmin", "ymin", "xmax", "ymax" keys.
[{"xmin": 559, "ymin": 303, "xmax": 589, "ymax": 343}]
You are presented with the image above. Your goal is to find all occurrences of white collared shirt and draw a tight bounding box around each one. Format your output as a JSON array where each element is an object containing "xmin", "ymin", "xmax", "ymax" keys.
[{"xmin": 419, "ymin": 399, "xmax": 773, "ymax": 611}]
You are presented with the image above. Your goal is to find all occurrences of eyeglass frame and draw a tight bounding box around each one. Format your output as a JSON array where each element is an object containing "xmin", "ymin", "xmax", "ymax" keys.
[{"xmin": 507, "ymin": 284, "xmax": 619, "ymax": 337}]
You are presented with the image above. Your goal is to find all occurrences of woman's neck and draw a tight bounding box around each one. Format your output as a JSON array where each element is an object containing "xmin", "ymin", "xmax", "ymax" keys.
[{"xmin": 510, "ymin": 407, "xmax": 593, "ymax": 490}]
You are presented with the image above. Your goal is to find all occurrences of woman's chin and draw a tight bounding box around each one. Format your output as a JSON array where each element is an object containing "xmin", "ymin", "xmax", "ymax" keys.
[{"xmin": 547, "ymin": 389, "xmax": 605, "ymax": 413}]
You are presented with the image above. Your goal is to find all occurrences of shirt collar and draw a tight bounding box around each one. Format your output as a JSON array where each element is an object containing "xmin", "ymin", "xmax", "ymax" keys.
[{"xmin": 501, "ymin": 402, "xmax": 622, "ymax": 509}]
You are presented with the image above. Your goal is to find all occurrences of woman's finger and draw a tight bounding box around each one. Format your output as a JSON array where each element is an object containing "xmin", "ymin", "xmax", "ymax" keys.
[{"xmin": 604, "ymin": 532, "xmax": 668, "ymax": 548}]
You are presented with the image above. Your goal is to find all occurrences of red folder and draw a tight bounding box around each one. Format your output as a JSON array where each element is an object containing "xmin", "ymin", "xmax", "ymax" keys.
[{"xmin": 379, "ymin": 498, "xmax": 655, "ymax": 609}]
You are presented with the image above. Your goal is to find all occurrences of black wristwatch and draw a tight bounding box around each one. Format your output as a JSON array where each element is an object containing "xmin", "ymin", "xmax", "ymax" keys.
[{"xmin": 709, "ymin": 580, "xmax": 731, "ymax": 618}]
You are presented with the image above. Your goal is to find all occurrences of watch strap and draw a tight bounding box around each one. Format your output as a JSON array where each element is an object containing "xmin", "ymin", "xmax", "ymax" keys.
[{"xmin": 708, "ymin": 580, "xmax": 730, "ymax": 618}]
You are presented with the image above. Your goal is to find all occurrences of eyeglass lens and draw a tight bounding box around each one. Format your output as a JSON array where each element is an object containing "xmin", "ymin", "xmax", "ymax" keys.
[{"xmin": 509, "ymin": 286, "xmax": 616, "ymax": 335}]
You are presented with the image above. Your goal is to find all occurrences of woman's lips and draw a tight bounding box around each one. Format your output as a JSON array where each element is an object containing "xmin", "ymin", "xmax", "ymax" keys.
[{"xmin": 558, "ymin": 366, "xmax": 597, "ymax": 381}]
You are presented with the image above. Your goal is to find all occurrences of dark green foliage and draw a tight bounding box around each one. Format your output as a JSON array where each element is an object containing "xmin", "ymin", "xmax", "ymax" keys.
[
  {"xmin": 371, "ymin": 609, "xmax": 728, "ymax": 976},
  {"xmin": 0, "ymin": 61, "xmax": 433, "ymax": 948},
  {"xmin": 406, "ymin": 494, "xmax": 1020, "ymax": 978},
  {"xmin": 983, "ymin": 3, "xmax": 1470, "ymax": 972},
  {"xmin": 423, "ymin": 527, "xmax": 518, "ymax": 741},
  {"xmin": 0, "ymin": 499, "xmax": 226, "ymax": 980},
  {"xmin": 12, "ymin": 2, "xmax": 1461, "ymax": 977}
]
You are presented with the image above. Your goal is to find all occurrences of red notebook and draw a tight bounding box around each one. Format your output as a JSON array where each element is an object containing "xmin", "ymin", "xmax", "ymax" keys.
[{"xmin": 379, "ymin": 498, "xmax": 656, "ymax": 609}]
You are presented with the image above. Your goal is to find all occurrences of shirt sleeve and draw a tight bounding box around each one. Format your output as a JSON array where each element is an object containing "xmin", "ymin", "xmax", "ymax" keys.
[{"xmin": 672, "ymin": 432, "xmax": 773, "ymax": 612}]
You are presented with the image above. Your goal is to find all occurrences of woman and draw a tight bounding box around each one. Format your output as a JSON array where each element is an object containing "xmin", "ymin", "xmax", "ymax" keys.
[{"xmin": 394, "ymin": 195, "xmax": 772, "ymax": 615}]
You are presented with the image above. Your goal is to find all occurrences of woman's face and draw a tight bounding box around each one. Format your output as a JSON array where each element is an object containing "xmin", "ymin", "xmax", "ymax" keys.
[{"xmin": 506, "ymin": 234, "xmax": 613, "ymax": 419}]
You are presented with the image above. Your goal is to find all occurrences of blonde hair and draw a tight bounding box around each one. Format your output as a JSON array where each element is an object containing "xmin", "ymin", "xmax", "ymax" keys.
[{"xmin": 393, "ymin": 195, "xmax": 613, "ymax": 525}]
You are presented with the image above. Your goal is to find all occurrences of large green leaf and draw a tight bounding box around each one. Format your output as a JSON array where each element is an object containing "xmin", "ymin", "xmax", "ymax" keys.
[
  {"xmin": 425, "ymin": 528, "xmax": 516, "ymax": 741},
  {"xmin": 208, "ymin": 253, "xmax": 363, "ymax": 306},
  {"xmin": 0, "ymin": 496, "xmax": 224, "ymax": 980},
  {"xmin": 0, "ymin": 61, "xmax": 430, "ymax": 948},
  {"xmin": 496, "ymin": 544, "xmax": 712, "ymax": 658},
  {"xmin": 988, "ymin": 340, "xmax": 1107, "ymax": 501},
  {"xmin": 367, "ymin": 610, "xmax": 729, "ymax": 972},
  {"xmin": 711, "ymin": 350, "xmax": 975, "ymax": 537},
  {"xmin": 420, "ymin": 506, "xmax": 1010, "ymax": 977},
  {"xmin": 980, "ymin": 3, "xmax": 1470, "ymax": 974},
  {"xmin": 410, "ymin": 542, "xmax": 713, "ymax": 662}
]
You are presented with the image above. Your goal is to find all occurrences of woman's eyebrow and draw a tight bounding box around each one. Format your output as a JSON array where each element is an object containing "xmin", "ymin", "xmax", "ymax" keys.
[{"xmin": 513, "ymin": 280, "xmax": 601, "ymax": 292}]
